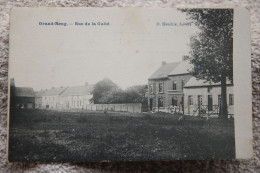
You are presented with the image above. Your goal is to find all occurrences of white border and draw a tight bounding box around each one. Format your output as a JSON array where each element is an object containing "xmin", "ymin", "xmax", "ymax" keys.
[{"xmin": 234, "ymin": 7, "xmax": 253, "ymax": 159}]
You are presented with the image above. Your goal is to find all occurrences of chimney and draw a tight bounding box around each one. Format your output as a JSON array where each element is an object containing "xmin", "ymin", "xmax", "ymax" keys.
[
  {"xmin": 182, "ymin": 55, "xmax": 189, "ymax": 61},
  {"xmin": 85, "ymin": 82, "xmax": 88, "ymax": 86},
  {"xmin": 162, "ymin": 61, "xmax": 166, "ymax": 65}
]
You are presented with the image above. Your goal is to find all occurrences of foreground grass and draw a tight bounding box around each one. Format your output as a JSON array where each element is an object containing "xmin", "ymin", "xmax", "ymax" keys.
[{"xmin": 8, "ymin": 109, "xmax": 235, "ymax": 162}]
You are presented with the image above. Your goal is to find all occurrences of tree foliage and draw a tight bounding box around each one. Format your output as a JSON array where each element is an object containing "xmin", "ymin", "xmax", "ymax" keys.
[
  {"xmin": 91, "ymin": 78, "xmax": 147, "ymax": 104},
  {"xmin": 181, "ymin": 9, "xmax": 233, "ymax": 118},
  {"xmin": 91, "ymin": 78, "xmax": 121, "ymax": 104},
  {"xmin": 124, "ymin": 85, "xmax": 148, "ymax": 104},
  {"xmin": 182, "ymin": 9, "xmax": 233, "ymax": 83}
]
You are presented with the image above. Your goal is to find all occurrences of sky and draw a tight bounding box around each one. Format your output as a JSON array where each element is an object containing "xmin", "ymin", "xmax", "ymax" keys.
[{"xmin": 9, "ymin": 8, "xmax": 199, "ymax": 90}]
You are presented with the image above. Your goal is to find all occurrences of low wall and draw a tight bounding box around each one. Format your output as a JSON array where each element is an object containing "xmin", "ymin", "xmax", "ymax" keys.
[
  {"xmin": 86, "ymin": 103, "xmax": 142, "ymax": 113},
  {"xmin": 38, "ymin": 103, "xmax": 142, "ymax": 113},
  {"xmin": 152, "ymin": 105, "xmax": 183, "ymax": 114}
]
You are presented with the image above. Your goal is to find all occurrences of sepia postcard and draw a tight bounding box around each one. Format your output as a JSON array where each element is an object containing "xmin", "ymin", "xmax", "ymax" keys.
[{"xmin": 8, "ymin": 7, "xmax": 252, "ymax": 162}]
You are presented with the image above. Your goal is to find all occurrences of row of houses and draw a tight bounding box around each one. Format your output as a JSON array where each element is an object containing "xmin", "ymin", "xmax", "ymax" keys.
[
  {"xmin": 10, "ymin": 79, "xmax": 93, "ymax": 110},
  {"xmin": 147, "ymin": 56, "xmax": 234, "ymax": 116},
  {"xmin": 10, "ymin": 56, "xmax": 234, "ymax": 116}
]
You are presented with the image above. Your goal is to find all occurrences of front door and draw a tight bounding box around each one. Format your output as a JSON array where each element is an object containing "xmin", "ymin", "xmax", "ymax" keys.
[
  {"xmin": 188, "ymin": 96, "xmax": 193, "ymax": 115},
  {"xmin": 149, "ymin": 98, "xmax": 153, "ymax": 111},
  {"xmin": 208, "ymin": 95, "xmax": 213, "ymax": 111},
  {"xmin": 198, "ymin": 95, "xmax": 203, "ymax": 115},
  {"xmin": 172, "ymin": 97, "xmax": 177, "ymax": 106}
]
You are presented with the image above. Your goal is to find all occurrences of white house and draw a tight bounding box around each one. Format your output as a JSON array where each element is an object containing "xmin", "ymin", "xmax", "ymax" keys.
[
  {"xmin": 183, "ymin": 77, "xmax": 234, "ymax": 116},
  {"xmin": 60, "ymin": 84, "xmax": 93, "ymax": 109},
  {"xmin": 42, "ymin": 87, "xmax": 67, "ymax": 109}
]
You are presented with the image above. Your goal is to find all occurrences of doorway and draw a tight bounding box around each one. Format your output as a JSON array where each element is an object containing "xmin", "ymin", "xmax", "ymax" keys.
[
  {"xmin": 149, "ymin": 98, "xmax": 153, "ymax": 111},
  {"xmin": 208, "ymin": 95, "xmax": 213, "ymax": 111}
]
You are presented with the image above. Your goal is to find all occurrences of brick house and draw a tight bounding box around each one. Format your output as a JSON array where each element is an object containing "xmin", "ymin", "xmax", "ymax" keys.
[
  {"xmin": 148, "ymin": 59, "xmax": 234, "ymax": 116},
  {"xmin": 147, "ymin": 57, "xmax": 192, "ymax": 112}
]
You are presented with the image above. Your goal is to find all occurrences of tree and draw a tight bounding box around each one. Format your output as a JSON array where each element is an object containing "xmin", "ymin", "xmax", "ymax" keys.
[
  {"xmin": 181, "ymin": 9, "xmax": 233, "ymax": 119},
  {"xmin": 91, "ymin": 78, "xmax": 148, "ymax": 106},
  {"xmin": 125, "ymin": 85, "xmax": 148, "ymax": 104},
  {"xmin": 91, "ymin": 78, "xmax": 121, "ymax": 104}
]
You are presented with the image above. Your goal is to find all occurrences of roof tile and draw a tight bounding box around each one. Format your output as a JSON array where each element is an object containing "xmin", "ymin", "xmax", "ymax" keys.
[
  {"xmin": 184, "ymin": 77, "xmax": 233, "ymax": 87},
  {"xmin": 15, "ymin": 87, "xmax": 35, "ymax": 97},
  {"xmin": 61, "ymin": 85, "xmax": 93, "ymax": 96},
  {"xmin": 42, "ymin": 87, "xmax": 67, "ymax": 96},
  {"xmin": 149, "ymin": 62, "xmax": 180, "ymax": 79}
]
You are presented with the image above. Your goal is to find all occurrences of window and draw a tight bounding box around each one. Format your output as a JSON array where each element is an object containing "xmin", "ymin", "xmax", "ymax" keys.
[
  {"xmin": 181, "ymin": 80, "xmax": 185, "ymax": 90},
  {"xmin": 149, "ymin": 84, "xmax": 153, "ymax": 93},
  {"xmin": 158, "ymin": 98, "xmax": 164, "ymax": 107},
  {"xmin": 218, "ymin": 95, "xmax": 221, "ymax": 106},
  {"xmin": 172, "ymin": 82, "xmax": 177, "ymax": 90},
  {"xmin": 208, "ymin": 95, "xmax": 213, "ymax": 111},
  {"xmin": 159, "ymin": 83, "xmax": 164, "ymax": 93},
  {"xmin": 198, "ymin": 95, "xmax": 203, "ymax": 106},
  {"xmin": 153, "ymin": 83, "xmax": 156, "ymax": 94},
  {"xmin": 188, "ymin": 96, "xmax": 193, "ymax": 105},
  {"xmin": 172, "ymin": 97, "xmax": 177, "ymax": 106},
  {"xmin": 229, "ymin": 94, "xmax": 234, "ymax": 105}
]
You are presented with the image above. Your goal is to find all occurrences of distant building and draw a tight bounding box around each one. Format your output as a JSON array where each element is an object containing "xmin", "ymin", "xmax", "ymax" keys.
[
  {"xmin": 183, "ymin": 77, "xmax": 234, "ymax": 116},
  {"xmin": 42, "ymin": 87, "xmax": 67, "ymax": 109},
  {"xmin": 60, "ymin": 83, "xmax": 93, "ymax": 109},
  {"xmin": 10, "ymin": 78, "xmax": 94, "ymax": 110},
  {"xmin": 10, "ymin": 78, "xmax": 35, "ymax": 109},
  {"xmin": 34, "ymin": 90, "xmax": 46, "ymax": 108},
  {"xmin": 147, "ymin": 56, "xmax": 192, "ymax": 112}
]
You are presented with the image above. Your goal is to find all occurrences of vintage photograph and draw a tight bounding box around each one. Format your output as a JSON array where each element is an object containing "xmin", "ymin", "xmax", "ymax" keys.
[{"xmin": 8, "ymin": 8, "xmax": 237, "ymax": 162}]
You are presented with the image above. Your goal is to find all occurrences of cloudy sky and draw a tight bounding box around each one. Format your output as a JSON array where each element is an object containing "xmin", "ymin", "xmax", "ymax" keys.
[{"xmin": 9, "ymin": 8, "xmax": 198, "ymax": 90}]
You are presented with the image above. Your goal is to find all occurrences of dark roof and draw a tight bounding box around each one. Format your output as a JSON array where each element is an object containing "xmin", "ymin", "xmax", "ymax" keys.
[
  {"xmin": 15, "ymin": 87, "xmax": 35, "ymax": 97},
  {"xmin": 184, "ymin": 77, "xmax": 233, "ymax": 88},
  {"xmin": 169, "ymin": 60, "xmax": 192, "ymax": 76},
  {"xmin": 42, "ymin": 87, "xmax": 67, "ymax": 96},
  {"xmin": 149, "ymin": 62, "xmax": 180, "ymax": 80},
  {"xmin": 61, "ymin": 85, "xmax": 94, "ymax": 96}
]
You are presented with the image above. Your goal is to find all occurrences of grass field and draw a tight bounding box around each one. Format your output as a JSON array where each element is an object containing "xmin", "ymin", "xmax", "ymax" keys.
[{"xmin": 8, "ymin": 109, "xmax": 235, "ymax": 162}]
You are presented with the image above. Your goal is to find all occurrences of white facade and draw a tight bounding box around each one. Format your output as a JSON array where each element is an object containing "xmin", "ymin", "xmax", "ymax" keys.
[
  {"xmin": 183, "ymin": 85, "xmax": 234, "ymax": 116},
  {"xmin": 42, "ymin": 95, "xmax": 61, "ymax": 109},
  {"xmin": 40, "ymin": 85, "xmax": 93, "ymax": 110},
  {"xmin": 60, "ymin": 94, "xmax": 93, "ymax": 109}
]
